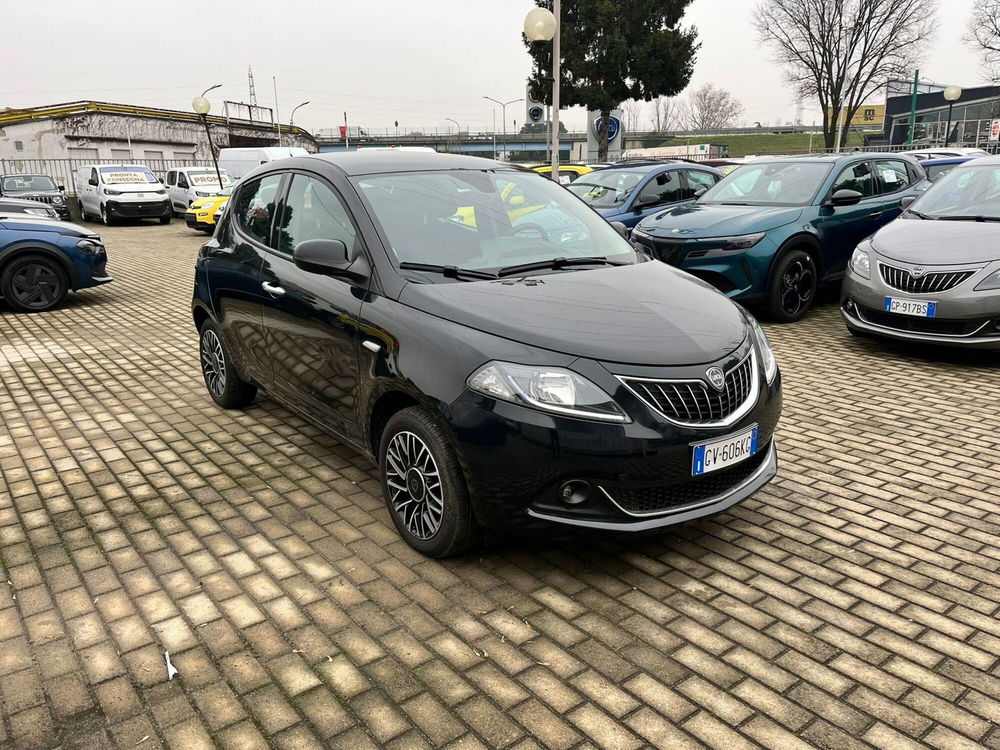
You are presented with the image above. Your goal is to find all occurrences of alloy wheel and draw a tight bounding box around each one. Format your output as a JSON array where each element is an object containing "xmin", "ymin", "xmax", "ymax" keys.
[
  {"xmin": 200, "ymin": 329, "xmax": 227, "ymax": 399},
  {"xmin": 10, "ymin": 262, "xmax": 61, "ymax": 310},
  {"xmin": 780, "ymin": 259, "xmax": 815, "ymax": 317},
  {"xmin": 384, "ymin": 431, "xmax": 444, "ymax": 540}
]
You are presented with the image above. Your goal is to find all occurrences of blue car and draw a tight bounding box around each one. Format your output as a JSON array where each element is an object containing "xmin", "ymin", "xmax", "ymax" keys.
[
  {"xmin": 919, "ymin": 156, "xmax": 980, "ymax": 182},
  {"xmin": 0, "ymin": 215, "xmax": 112, "ymax": 312},
  {"xmin": 631, "ymin": 153, "xmax": 929, "ymax": 322},
  {"xmin": 566, "ymin": 162, "xmax": 722, "ymax": 228}
]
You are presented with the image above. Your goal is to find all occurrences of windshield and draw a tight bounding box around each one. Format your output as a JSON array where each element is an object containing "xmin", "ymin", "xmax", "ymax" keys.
[
  {"xmin": 700, "ymin": 162, "xmax": 832, "ymax": 205},
  {"xmin": 2, "ymin": 175, "xmax": 57, "ymax": 192},
  {"xmin": 188, "ymin": 169, "xmax": 234, "ymax": 186},
  {"xmin": 909, "ymin": 163, "xmax": 1000, "ymax": 219},
  {"xmin": 357, "ymin": 170, "xmax": 635, "ymax": 278},
  {"xmin": 567, "ymin": 170, "xmax": 645, "ymax": 207},
  {"xmin": 99, "ymin": 166, "xmax": 158, "ymax": 185},
  {"xmin": 924, "ymin": 163, "xmax": 961, "ymax": 183}
]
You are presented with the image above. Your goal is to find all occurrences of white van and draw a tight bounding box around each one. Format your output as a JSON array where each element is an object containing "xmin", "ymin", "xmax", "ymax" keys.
[
  {"xmin": 74, "ymin": 164, "xmax": 172, "ymax": 225},
  {"xmin": 163, "ymin": 166, "xmax": 235, "ymax": 215},
  {"xmin": 217, "ymin": 147, "xmax": 310, "ymax": 179}
]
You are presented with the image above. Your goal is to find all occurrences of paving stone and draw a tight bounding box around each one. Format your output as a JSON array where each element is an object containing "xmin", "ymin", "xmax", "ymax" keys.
[{"xmin": 1, "ymin": 223, "xmax": 999, "ymax": 747}]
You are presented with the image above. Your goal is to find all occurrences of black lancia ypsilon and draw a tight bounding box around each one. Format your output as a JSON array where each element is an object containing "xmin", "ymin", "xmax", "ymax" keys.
[{"xmin": 192, "ymin": 153, "xmax": 782, "ymax": 556}]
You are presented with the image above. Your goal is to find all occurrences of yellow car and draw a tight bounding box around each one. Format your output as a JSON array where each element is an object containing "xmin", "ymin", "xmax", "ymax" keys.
[
  {"xmin": 532, "ymin": 164, "xmax": 594, "ymax": 185},
  {"xmin": 185, "ymin": 187, "xmax": 233, "ymax": 233}
]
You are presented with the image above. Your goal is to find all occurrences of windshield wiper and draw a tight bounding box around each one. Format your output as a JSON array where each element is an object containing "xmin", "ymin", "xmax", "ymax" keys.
[
  {"xmin": 936, "ymin": 215, "xmax": 1000, "ymax": 222},
  {"xmin": 398, "ymin": 262, "xmax": 498, "ymax": 280},
  {"xmin": 905, "ymin": 208, "xmax": 935, "ymax": 220},
  {"xmin": 497, "ymin": 256, "xmax": 630, "ymax": 278}
]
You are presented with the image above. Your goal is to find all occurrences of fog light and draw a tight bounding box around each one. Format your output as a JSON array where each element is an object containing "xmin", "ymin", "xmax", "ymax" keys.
[
  {"xmin": 844, "ymin": 298, "xmax": 856, "ymax": 313},
  {"xmin": 559, "ymin": 480, "xmax": 591, "ymax": 506}
]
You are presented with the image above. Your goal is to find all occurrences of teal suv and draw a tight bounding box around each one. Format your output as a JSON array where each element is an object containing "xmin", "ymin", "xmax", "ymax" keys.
[{"xmin": 631, "ymin": 153, "xmax": 928, "ymax": 321}]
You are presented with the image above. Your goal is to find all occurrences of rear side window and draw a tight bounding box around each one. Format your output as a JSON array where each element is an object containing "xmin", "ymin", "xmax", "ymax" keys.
[
  {"xmin": 635, "ymin": 170, "xmax": 686, "ymax": 207},
  {"xmin": 277, "ymin": 174, "xmax": 359, "ymax": 255},
  {"xmin": 232, "ymin": 174, "xmax": 283, "ymax": 246},
  {"xmin": 874, "ymin": 160, "xmax": 912, "ymax": 194},
  {"xmin": 831, "ymin": 162, "xmax": 874, "ymax": 197}
]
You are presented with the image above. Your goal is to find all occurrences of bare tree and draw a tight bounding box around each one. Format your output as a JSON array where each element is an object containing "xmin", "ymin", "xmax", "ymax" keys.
[
  {"xmin": 620, "ymin": 100, "xmax": 645, "ymax": 134},
  {"xmin": 754, "ymin": 0, "xmax": 936, "ymax": 149},
  {"xmin": 681, "ymin": 84, "xmax": 745, "ymax": 131},
  {"xmin": 650, "ymin": 96, "xmax": 680, "ymax": 133},
  {"xmin": 967, "ymin": 0, "xmax": 1000, "ymax": 82}
]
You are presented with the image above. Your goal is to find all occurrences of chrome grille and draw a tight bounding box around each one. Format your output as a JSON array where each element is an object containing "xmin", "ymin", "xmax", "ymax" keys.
[
  {"xmin": 879, "ymin": 263, "xmax": 975, "ymax": 294},
  {"xmin": 621, "ymin": 353, "xmax": 755, "ymax": 425}
]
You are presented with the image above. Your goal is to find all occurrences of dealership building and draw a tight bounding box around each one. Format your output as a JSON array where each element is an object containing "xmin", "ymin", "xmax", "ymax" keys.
[
  {"xmin": 882, "ymin": 82, "xmax": 1000, "ymax": 147},
  {"xmin": 0, "ymin": 100, "xmax": 316, "ymax": 189}
]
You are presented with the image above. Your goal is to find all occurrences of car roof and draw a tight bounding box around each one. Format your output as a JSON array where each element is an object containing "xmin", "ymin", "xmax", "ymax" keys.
[
  {"xmin": 934, "ymin": 154, "xmax": 1000, "ymax": 166},
  {"xmin": 589, "ymin": 162, "xmax": 688, "ymax": 174},
  {"xmin": 301, "ymin": 151, "xmax": 505, "ymax": 176},
  {"xmin": 919, "ymin": 156, "xmax": 977, "ymax": 165},
  {"xmin": 747, "ymin": 152, "xmax": 919, "ymax": 165}
]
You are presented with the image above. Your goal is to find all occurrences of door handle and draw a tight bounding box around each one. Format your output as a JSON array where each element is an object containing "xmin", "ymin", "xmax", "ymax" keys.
[
  {"xmin": 261, "ymin": 282, "xmax": 286, "ymax": 296},
  {"xmin": 870, "ymin": 212, "xmax": 882, "ymax": 219}
]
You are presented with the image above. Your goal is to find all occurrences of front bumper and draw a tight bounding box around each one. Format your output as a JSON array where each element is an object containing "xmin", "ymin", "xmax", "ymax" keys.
[
  {"xmin": 443, "ymin": 352, "xmax": 782, "ymax": 535},
  {"xmin": 185, "ymin": 210, "xmax": 214, "ymax": 231},
  {"xmin": 71, "ymin": 250, "xmax": 113, "ymax": 291},
  {"xmin": 841, "ymin": 259, "xmax": 1000, "ymax": 348},
  {"xmin": 106, "ymin": 199, "xmax": 170, "ymax": 219},
  {"xmin": 632, "ymin": 230, "xmax": 778, "ymax": 299}
]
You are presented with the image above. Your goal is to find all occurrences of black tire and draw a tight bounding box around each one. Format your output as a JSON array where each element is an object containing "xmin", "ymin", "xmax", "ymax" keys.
[
  {"xmin": 78, "ymin": 201, "xmax": 88, "ymax": 221},
  {"xmin": 0, "ymin": 254, "xmax": 68, "ymax": 312},
  {"xmin": 199, "ymin": 319, "xmax": 257, "ymax": 408},
  {"xmin": 766, "ymin": 248, "xmax": 818, "ymax": 323},
  {"xmin": 100, "ymin": 204, "xmax": 114, "ymax": 226},
  {"xmin": 159, "ymin": 215, "xmax": 171, "ymax": 225},
  {"xmin": 379, "ymin": 407, "xmax": 478, "ymax": 557}
]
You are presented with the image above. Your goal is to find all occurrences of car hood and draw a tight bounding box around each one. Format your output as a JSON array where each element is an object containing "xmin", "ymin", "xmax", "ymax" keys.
[
  {"xmin": 0, "ymin": 216, "xmax": 97, "ymax": 236},
  {"xmin": 595, "ymin": 206, "xmax": 626, "ymax": 219},
  {"xmin": 0, "ymin": 196, "xmax": 57, "ymax": 207},
  {"xmin": 5, "ymin": 191, "xmax": 61, "ymax": 199},
  {"xmin": 872, "ymin": 218, "xmax": 1000, "ymax": 265},
  {"xmin": 398, "ymin": 261, "xmax": 748, "ymax": 366},
  {"xmin": 638, "ymin": 202, "xmax": 803, "ymax": 237}
]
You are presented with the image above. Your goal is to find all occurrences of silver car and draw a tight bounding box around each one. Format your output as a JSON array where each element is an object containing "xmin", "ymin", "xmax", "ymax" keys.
[{"xmin": 841, "ymin": 156, "xmax": 1000, "ymax": 349}]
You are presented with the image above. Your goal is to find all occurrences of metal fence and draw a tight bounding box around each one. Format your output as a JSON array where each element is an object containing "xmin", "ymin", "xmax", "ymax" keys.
[{"xmin": 0, "ymin": 158, "xmax": 214, "ymax": 197}]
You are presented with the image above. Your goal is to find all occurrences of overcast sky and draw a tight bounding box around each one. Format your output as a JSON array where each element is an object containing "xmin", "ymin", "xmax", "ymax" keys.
[{"xmin": 0, "ymin": 0, "xmax": 985, "ymax": 136}]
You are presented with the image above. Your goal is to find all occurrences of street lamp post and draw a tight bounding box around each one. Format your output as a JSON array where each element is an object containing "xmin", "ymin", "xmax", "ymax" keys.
[
  {"xmin": 943, "ymin": 85, "xmax": 963, "ymax": 147},
  {"xmin": 483, "ymin": 96, "xmax": 523, "ymax": 161},
  {"xmin": 524, "ymin": 5, "xmax": 559, "ymax": 178},
  {"xmin": 192, "ymin": 85, "xmax": 225, "ymax": 192},
  {"xmin": 290, "ymin": 101, "xmax": 310, "ymax": 131}
]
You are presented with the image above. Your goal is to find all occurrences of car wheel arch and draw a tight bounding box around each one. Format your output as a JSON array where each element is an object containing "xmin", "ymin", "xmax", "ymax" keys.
[
  {"xmin": 767, "ymin": 234, "xmax": 823, "ymax": 282},
  {"xmin": 367, "ymin": 390, "xmax": 422, "ymax": 459},
  {"xmin": 0, "ymin": 242, "xmax": 78, "ymax": 290}
]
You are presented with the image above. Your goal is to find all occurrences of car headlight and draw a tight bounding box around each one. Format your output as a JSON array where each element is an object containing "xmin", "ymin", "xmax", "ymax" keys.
[
  {"xmin": 104, "ymin": 188, "xmax": 123, "ymax": 196},
  {"xmin": 76, "ymin": 239, "xmax": 101, "ymax": 253},
  {"xmin": 196, "ymin": 190, "xmax": 216, "ymax": 197},
  {"xmin": 723, "ymin": 232, "xmax": 766, "ymax": 250},
  {"xmin": 850, "ymin": 247, "xmax": 871, "ymax": 279},
  {"xmin": 467, "ymin": 361, "xmax": 629, "ymax": 422},
  {"xmin": 975, "ymin": 268, "xmax": 1000, "ymax": 291},
  {"xmin": 52, "ymin": 196, "xmax": 65, "ymax": 204},
  {"xmin": 746, "ymin": 315, "xmax": 778, "ymax": 384},
  {"xmin": 24, "ymin": 207, "xmax": 53, "ymax": 217}
]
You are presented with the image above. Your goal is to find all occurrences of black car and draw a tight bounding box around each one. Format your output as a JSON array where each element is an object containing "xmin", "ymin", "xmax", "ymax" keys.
[
  {"xmin": 192, "ymin": 152, "xmax": 782, "ymax": 556},
  {"xmin": 0, "ymin": 174, "xmax": 71, "ymax": 220}
]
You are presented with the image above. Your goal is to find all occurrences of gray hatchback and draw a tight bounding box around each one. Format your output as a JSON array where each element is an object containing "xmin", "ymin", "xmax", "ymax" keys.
[{"xmin": 841, "ymin": 157, "xmax": 1000, "ymax": 348}]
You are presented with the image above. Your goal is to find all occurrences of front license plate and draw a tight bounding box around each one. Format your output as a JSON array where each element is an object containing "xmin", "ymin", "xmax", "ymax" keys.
[
  {"xmin": 884, "ymin": 297, "xmax": 936, "ymax": 317},
  {"xmin": 692, "ymin": 425, "xmax": 758, "ymax": 476}
]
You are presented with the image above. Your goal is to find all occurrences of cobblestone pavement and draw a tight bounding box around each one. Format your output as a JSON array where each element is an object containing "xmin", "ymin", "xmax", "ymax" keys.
[{"xmin": 1, "ymin": 221, "xmax": 1000, "ymax": 750}]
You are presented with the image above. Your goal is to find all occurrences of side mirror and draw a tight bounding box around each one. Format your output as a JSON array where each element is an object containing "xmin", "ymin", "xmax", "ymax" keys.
[
  {"xmin": 827, "ymin": 189, "xmax": 863, "ymax": 207},
  {"xmin": 655, "ymin": 173, "xmax": 672, "ymax": 186},
  {"xmin": 58, "ymin": 185, "xmax": 65, "ymax": 192},
  {"xmin": 609, "ymin": 221, "xmax": 628, "ymax": 238},
  {"xmin": 88, "ymin": 178, "xmax": 98, "ymax": 187},
  {"xmin": 293, "ymin": 239, "xmax": 368, "ymax": 281},
  {"xmin": 899, "ymin": 195, "xmax": 916, "ymax": 210},
  {"xmin": 694, "ymin": 187, "xmax": 708, "ymax": 198},
  {"xmin": 159, "ymin": 177, "xmax": 165, "ymax": 183}
]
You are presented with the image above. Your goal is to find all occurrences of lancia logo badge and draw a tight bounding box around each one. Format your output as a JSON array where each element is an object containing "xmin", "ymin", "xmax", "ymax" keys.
[
  {"xmin": 911, "ymin": 267, "xmax": 926, "ymax": 278},
  {"xmin": 706, "ymin": 367, "xmax": 726, "ymax": 391}
]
